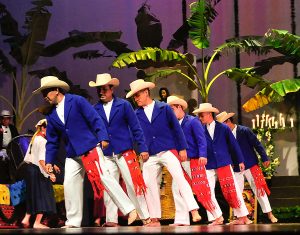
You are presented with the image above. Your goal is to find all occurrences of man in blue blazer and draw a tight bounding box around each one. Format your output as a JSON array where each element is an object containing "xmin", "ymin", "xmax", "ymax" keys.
[
  {"xmin": 167, "ymin": 96, "xmax": 220, "ymax": 226},
  {"xmin": 193, "ymin": 103, "xmax": 250, "ymax": 225},
  {"xmin": 33, "ymin": 76, "xmax": 137, "ymax": 228},
  {"xmin": 126, "ymin": 79, "xmax": 201, "ymax": 226},
  {"xmin": 89, "ymin": 73, "xmax": 155, "ymax": 227},
  {"xmin": 217, "ymin": 111, "xmax": 278, "ymax": 223}
]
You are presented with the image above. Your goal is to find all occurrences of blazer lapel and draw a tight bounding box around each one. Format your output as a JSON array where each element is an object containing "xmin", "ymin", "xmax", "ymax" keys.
[
  {"xmin": 151, "ymin": 101, "xmax": 163, "ymax": 123},
  {"xmin": 64, "ymin": 94, "xmax": 72, "ymax": 125},
  {"xmin": 136, "ymin": 108, "xmax": 149, "ymax": 124},
  {"xmin": 109, "ymin": 98, "xmax": 121, "ymax": 123}
]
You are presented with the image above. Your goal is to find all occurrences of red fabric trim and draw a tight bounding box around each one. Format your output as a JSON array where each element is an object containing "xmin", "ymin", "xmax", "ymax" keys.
[
  {"xmin": 122, "ymin": 150, "xmax": 147, "ymax": 195},
  {"xmin": 217, "ymin": 165, "xmax": 241, "ymax": 209},
  {"xmin": 81, "ymin": 148, "xmax": 105, "ymax": 200},
  {"xmin": 169, "ymin": 149, "xmax": 192, "ymax": 185},
  {"xmin": 190, "ymin": 159, "xmax": 216, "ymax": 214},
  {"xmin": 36, "ymin": 132, "xmax": 46, "ymax": 139},
  {"xmin": 250, "ymin": 164, "xmax": 271, "ymax": 197}
]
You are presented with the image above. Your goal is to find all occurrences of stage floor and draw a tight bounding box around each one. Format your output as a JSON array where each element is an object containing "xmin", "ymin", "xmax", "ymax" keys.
[{"xmin": 0, "ymin": 223, "xmax": 300, "ymax": 234}]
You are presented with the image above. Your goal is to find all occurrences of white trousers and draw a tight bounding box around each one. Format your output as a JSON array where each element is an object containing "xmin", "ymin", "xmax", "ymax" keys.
[
  {"xmin": 171, "ymin": 161, "xmax": 191, "ymax": 225},
  {"xmin": 64, "ymin": 147, "xmax": 135, "ymax": 227},
  {"xmin": 206, "ymin": 166, "xmax": 249, "ymax": 221},
  {"xmin": 142, "ymin": 150, "xmax": 199, "ymax": 219},
  {"xmin": 103, "ymin": 154, "xmax": 150, "ymax": 223},
  {"xmin": 234, "ymin": 169, "xmax": 272, "ymax": 214}
]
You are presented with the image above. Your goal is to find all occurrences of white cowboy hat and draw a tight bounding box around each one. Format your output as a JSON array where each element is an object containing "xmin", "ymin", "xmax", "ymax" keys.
[
  {"xmin": 216, "ymin": 111, "xmax": 235, "ymax": 123},
  {"xmin": 32, "ymin": 76, "xmax": 70, "ymax": 94},
  {"xmin": 0, "ymin": 110, "xmax": 13, "ymax": 117},
  {"xmin": 192, "ymin": 103, "xmax": 219, "ymax": 114},
  {"xmin": 35, "ymin": 119, "xmax": 47, "ymax": 128},
  {"xmin": 126, "ymin": 79, "xmax": 155, "ymax": 98},
  {"xmin": 89, "ymin": 73, "xmax": 119, "ymax": 87},
  {"xmin": 167, "ymin": 95, "xmax": 188, "ymax": 110}
]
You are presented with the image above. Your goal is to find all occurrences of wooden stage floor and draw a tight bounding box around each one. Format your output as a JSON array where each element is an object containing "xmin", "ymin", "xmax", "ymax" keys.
[{"xmin": 0, "ymin": 223, "xmax": 300, "ymax": 234}]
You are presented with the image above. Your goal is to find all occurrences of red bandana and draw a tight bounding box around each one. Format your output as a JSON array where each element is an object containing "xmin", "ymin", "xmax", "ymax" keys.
[
  {"xmin": 81, "ymin": 148, "xmax": 105, "ymax": 200},
  {"xmin": 217, "ymin": 165, "xmax": 241, "ymax": 209},
  {"xmin": 190, "ymin": 159, "xmax": 216, "ymax": 214},
  {"xmin": 122, "ymin": 149, "xmax": 147, "ymax": 195},
  {"xmin": 250, "ymin": 164, "xmax": 270, "ymax": 197}
]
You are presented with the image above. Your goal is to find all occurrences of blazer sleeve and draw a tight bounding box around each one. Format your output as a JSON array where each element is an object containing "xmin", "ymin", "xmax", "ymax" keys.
[
  {"xmin": 78, "ymin": 96, "xmax": 109, "ymax": 143},
  {"xmin": 191, "ymin": 118, "xmax": 207, "ymax": 157},
  {"xmin": 125, "ymin": 101, "xmax": 148, "ymax": 153},
  {"xmin": 245, "ymin": 127, "xmax": 269, "ymax": 162},
  {"xmin": 166, "ymin": 105, "xmax": 187, "ymax": 151}
]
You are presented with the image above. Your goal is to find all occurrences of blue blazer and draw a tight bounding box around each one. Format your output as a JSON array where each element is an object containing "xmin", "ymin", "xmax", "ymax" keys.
[
  {"xmin": 94, "ymin": 97, "xmax": 148, "ymax": 155},
  {"xmin": 232, "ymin": 125, "xmax": 269, "ymax": 172},
  {"xmin": 136, "ymin": 100, "xmax": 187, "ymax": 156},
  {"xmin": 205, "ymin": 121, "xmax": 244, "ymax": 170},
  {"xmin": 45, "ymin": 94, "xmax": 109, "ymax": 164},
  {"xmin": 181, "ymin": 115, "xmax": 207, "ymax": 159}
]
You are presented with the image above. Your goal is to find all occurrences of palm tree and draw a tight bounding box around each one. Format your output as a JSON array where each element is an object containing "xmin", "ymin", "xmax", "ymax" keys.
[
  {"xmin": 0, "ymin": 0, "xmax": 121, "ymax": 132},
  {"xmin": 111, "ymin": 1, "xmax": 300, "ymax": 112}
]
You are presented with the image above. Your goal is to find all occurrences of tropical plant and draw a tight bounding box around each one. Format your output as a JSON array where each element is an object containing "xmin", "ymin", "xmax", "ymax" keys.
[
  {"xmin": 0, "ymin": 0, "xmax": 121, "ymax": 132},
  {"xmin": 111, "ymin": 0, "xmax": 300, "ymax": 112}
]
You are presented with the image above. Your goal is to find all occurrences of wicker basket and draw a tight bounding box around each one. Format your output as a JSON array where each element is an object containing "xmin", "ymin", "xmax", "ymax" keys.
[{"xmin": 160, "ymin": 167, "xmax": 175, "ymax": 219}]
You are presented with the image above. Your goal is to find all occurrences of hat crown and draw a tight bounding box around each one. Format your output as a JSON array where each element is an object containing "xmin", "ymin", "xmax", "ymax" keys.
[
  {"xmin": 129, "ymin": 79, "xmax": 145, "ymax": 90},
  {"xmin": 199, "ymin": 103, "xmax": 213, "ymax": 109},
  {"xmin": 40, "ymin": 76, "xmax": 59, "ymax": 87},
  {"xmin": 35, "ymin": 118, "xmax": 47, "ymax": 128},
  {"xmin": 0, "ymin": 110, "xmax": 12, "ymax": 117},
  {"xmin": 216, "ymin": 111, "xmax": 227, "ymax": 120},
  {"xmin": 96, "ymin": 73, "xmax": 113, "ymax": 84}
]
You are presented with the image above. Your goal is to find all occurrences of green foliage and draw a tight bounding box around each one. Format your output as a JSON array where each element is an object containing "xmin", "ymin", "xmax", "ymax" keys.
[
  {"xmin": 0, "ymin": 1, "xmax": 121, "ymax": 132},
  {"xmin": 253, "ymin": 128, "xmax": 280, "ymax": 178}
]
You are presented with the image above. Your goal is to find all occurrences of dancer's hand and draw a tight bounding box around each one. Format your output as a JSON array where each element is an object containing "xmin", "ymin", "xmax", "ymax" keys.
[
  {"xmin": 140, "ymin": 152, "xmax": 149, "ymax": 162},
  {"xmin": 100, "ymin": 140, "xmax": 109, "ymax": 149},
  {"xmin": 53, "ymin": 164, "xmax": 61, "ymax": 174},
  {"xmin": 239, "ymin": 162, "xmax": 245, "ymax": 171},
  {"xmin": 178, "ymin": 149, "xmax": 187, "ymax": 162},
  {"xmin": 45, "ymin": 163, "xmax": 53, "ymax": 174},
  {"xmin": 198, "ymin": 157, "xmax": 207, "ymax": 166}
]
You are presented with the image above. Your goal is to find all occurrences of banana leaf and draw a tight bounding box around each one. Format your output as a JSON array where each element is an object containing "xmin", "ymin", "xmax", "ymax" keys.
[
  {"xmin": 42, "ymin": 31, "xmax": 122, "ymax": 57},
  {"xmin": 112, "ymin": 48, "xmax": 186, "ymax": 68},
  {"xmin": 73, "ymin": 50, "xmax": 113, "ymax": 60},
  {"xmin": 224, "ymin": 67, "xmax": 271, "ymax": 90},
  {"xmin": 0, "ymin": 49, "xmax": 16, "ymax": 74},
  {"xmin": 242, "ymin": 79, "xmax": 300, "ymax": 112},
  {"xmin": 264, "ymin": 29, "xmax": 300, "ymax": 58},
  {"xmin": 188, "ymin": 0, "xmax": 210, "ymax": 49}
]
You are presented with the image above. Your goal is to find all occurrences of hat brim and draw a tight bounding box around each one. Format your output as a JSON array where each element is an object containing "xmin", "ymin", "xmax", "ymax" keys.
[
  {"xmin": 32, "ymin": 80, "xmax": 70, "ymax": 94},
  {"xmin": 126, "ymin": 82, "xmax": 155, "ymax": 98},
  {"xmin": 192, "ymin": 107, "xmax": 219, "ymax": 114},
  {"xmin": 217, "ymin": 112, "xmax": 235, "ymax": 123},
  {"xmin": 89, "ymin": 78, "xmax": 120, "ymax": 87},
  {"xmin": 1, "ymin": 115, "xmax": 13, "ymax": 118}
]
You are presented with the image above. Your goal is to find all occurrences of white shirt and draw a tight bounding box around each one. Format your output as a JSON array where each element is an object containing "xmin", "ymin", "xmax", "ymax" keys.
[
  {"xmin": 56, "ymin": 96, "xmax": 65, "ymax": 124},
  {"xmin": 207, "ymin": 120, "xmax": 216, "ymax": 139},
  {"xmin": 24, "ymin": 135, "xmax": 48, "ymax": 178},
  {"xmin": 2, "ymin": 125, "xmax": 12, "ymax": 147},
  {"xmin": 179, "ymin": 117, "xmax": 184, "ymax": 125},
  {"xmin": 232, "ymin": 124, "xmax": 237, "ymax": 138},
  {"xmin": 103, "ymin": 99, "xmax": 114, "ymax": 121},
  {"xmin": 143, "ymin": 100, "xmax": 155, "ymax": 122}
]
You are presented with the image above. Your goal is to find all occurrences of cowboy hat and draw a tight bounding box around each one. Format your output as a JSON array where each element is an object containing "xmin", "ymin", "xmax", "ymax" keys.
[
  {"xmin": 126, "ymin": 79, "xmax": 155, "ymax": 98},
  {"xmin": 89, "ymin": 73, "xmax": 119, "ymax": 87},
  {"xmin": 0, "ymin": 110, "xmax": 13, "ymax": 117},
  {"xmin": 32, "ymin": 76, "xmax": 70, "ymax": 94},
  {"xmin": 35, "ymin": 119, "xmax": 47, "ymax": 128},
  {"xmin": 167, "ymin": 95, "xmax": 188, "ymax": 110},
  {"xmin": 192, "ymin": 103, "xmax": 219, "ymax": 114},
  {"xmin": 216, "ymin": 111, "xmax": 235, "ymax": 123}
]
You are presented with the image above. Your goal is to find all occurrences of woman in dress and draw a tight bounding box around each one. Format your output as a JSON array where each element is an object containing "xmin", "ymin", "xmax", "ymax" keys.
[{"xmin": 20, "ymin": 119, "xmax": 60, "ymax": 228}]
